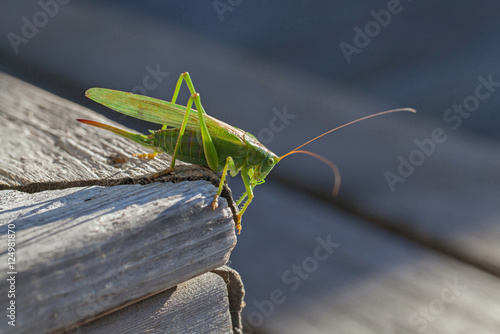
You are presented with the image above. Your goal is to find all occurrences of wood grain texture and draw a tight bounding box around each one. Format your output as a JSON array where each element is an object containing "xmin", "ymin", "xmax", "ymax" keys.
[
  {"xmin": 2, "ymin": 2, "xmax": 500, "ymax": 332},
  {"xmin": 0, "ymin": 73, "xmax": 241, "ymax": 333},
  {"xmin": 65, "ymin": 272, "xmax": 233, "ymax": 334},
  {"xmin": 0, "ymin": 71, "xmax": 168, "ymax": 188},
  {"xmin": 0, "ymin": 71, "xmax": 238, "ymax": 217},
  {"xmin": 0, "ymin": 183, "xmax": 236, "ymax": 334},
  {"xmin": 1, "ymin": 0, "xmax": 499, "ymax": 278},
  {"xmin": 0, "ymin": 72, "xmax": 222, "ymax": 193}
]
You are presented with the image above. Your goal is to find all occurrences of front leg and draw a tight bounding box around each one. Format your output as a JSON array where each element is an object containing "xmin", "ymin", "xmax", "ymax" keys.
[
  {"xmin": 212, "ymin": 157, "xmax": 237, "ymax": 210},
  {"xmin": 235, "ymin": 168, "xmax": 255, "ymax": 234}
]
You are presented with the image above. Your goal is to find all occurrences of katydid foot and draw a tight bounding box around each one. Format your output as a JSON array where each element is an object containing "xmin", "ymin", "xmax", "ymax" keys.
[
  {"xmin": 235, "ymin": 215, "xmax": 242, "ymax": 234},
  {"xmin": 211, "ymin": 195, "xmax": 219, "ymax": 210}
]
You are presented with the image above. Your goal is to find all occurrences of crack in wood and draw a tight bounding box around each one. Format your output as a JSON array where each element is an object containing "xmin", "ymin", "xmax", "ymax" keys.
[{"xmin": 0, "ymin": 165, "xmax": 239, "ymax": 226}]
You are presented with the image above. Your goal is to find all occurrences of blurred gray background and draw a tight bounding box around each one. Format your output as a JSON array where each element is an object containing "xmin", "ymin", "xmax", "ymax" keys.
[{"xmin": 1, "ymin": 1, "xmax": 500, "ymax": 333}]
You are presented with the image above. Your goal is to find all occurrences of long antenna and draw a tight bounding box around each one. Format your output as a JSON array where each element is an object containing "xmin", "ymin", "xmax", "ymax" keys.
[
  {"xmin": 282, "ymin": 108, "xmax": 416, "ymax": 156},
  {"xmin": 281, "ymin": 150, "xmax": 342, "ymax": 195},
  {"xmin": 279, "ymin": 107, "xmax": 416, "ymax": 195}
]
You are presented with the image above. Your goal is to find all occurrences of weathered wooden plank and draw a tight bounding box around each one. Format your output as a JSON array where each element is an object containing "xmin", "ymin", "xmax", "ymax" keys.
[
  {"xmin": 0, "ymin": 72, "xmax": 237, "ymax": 216},
  {"xmin": 1, "ymin": 0, "xmax": 499, "ymax": 278},
  {"xmin": 0, "ymin": 73, "xmax": 241, "ymax": 333},
  {"xmin": 2, "ymin": 3, "xmax": 500, "ymax": 334},
  {"xmin": 0, "ymin": 182, "xmax": 236, "ymax": 334},
  {"xmin": 0, "ymin": 71, "xmax": 175, "ymax": 189},
  {"xmin": 232, "ymin": 183, "xmax": 500, "ymax": 334},
  {"xmin": 65, "ymin": 272, "xmax": 233, "ymax": 334}
]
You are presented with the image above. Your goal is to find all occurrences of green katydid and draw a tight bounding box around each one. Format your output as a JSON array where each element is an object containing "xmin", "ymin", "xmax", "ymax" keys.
[{"xmin": 78, "ymin": 72, "xmax": 415, "ymax": 234}]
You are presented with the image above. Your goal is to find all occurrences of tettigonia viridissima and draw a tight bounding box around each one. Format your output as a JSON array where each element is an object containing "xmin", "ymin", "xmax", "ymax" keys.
[{"xmin": 78, "ymin": 72, "xmax": 415, "ymax": 234}]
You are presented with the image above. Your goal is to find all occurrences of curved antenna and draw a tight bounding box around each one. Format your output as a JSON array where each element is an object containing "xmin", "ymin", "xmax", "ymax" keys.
[
  {"xmin": 279, "ymin": 150, "xmax": 341, "ymax": 196},
  {"xmin": 285, "ymin": 108, "xmax": 416, "ymax": 154},
  {"xmin": 279, "ymin": 107, "xmax": 416, "ymax": 196}
]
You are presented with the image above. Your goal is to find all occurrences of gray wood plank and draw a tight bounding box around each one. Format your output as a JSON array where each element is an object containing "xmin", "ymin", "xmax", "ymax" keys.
[
  {"xmin": 2, "ymin": 3, "xmax": 500, "ymax": 334},
  {"xmin": 0, "ymin": 71, "xmax": 177, "ymax": 189},
  {"xmin": 66, "ymin": 272, "xmax": 233, "ymax": 334},
  {"xmin": 231, "ymin": 183, "xmax": 500, "ymax": 334},
  {"xmin": 0, "ymin": 183, "xmax": 235, "ymax": 334},
  {"xmin": 0, "ymin": 71, "xmax": 237, "ymax": 219},
  {"xmin": 0, "ymin": 0, "xmax": 498, "ymax": 277},
  {"xmin": 0, "ymin": 73, "xmax": 241, "ymax": 333}
]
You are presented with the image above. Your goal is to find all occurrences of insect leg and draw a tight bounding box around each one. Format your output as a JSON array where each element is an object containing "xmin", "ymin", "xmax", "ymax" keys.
[
  {"xmin": 192, "ymin": 93, "xmax": 219, "ymax": 170},
  {"xmin": 235, "ymin": 168, "xmax": 254, "ymax": 234},
  {"xmin": 235, "ymin": 183, "xmax": 256, "ymax": 207},
  {"xmin": 162, "ymin": 72, "xmax": 189, "ymax": 130},
  {"xmin": 169, "ymin": 75, "xmax": 219, "ymax": 171},
  {"xmin": 212, "ymin": 156, "xmax": 236, "ymax": 210},
  {"xmin": 169, "ymin": 94, "xmax": 196, "ymax": 170},
  {"xmin": 173, "ymin": 73, "xmax": 220, "ymax": 170},
  {"xmin": 236, "ymin": 193, "xmax": 247, "ymax": 206},
  {"xmin": 163, "ymin": 72, "xmax": 207, "ymax": 131},
  {"xmin": 171, "ymin": 73, "xmax": 186, "ymax": 105},
  {"xmin": 173, "ymin": 72, "xmax": 207, "ymax": 114}
]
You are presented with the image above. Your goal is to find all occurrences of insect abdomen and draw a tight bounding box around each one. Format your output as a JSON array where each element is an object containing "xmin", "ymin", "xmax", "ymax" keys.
[{"xmin": 150, "ymin": 129, "xmax": 208, "ymax": 166}]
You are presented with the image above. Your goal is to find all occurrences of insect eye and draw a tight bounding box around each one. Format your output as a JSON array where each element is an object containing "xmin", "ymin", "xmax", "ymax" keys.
[{"xmin": 268, "ymin": 158, "xmax": 275, "ymax": 165}]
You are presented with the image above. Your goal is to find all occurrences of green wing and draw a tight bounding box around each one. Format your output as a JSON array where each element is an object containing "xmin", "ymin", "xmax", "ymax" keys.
[{"xmin": 86, "ymin": 88, "xmax": 245, "ymax": 145}]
